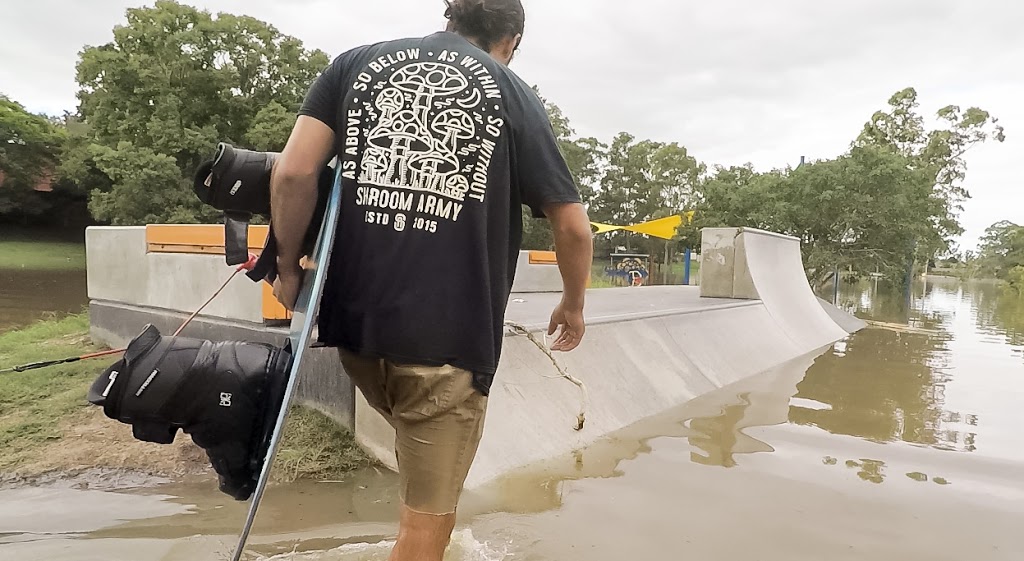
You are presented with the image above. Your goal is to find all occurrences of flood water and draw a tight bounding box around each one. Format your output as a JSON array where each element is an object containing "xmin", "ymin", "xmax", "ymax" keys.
[
  {"xmin": 2, "ymin": 276, "xmax": 1023, "ymax": 560},
  {"xmin": 0, "ymin": 267, "xmax": 89, "ymax": 333},
  {"xmin": 0, "ymin": 232, "xmax": 90, "ymax": 334}
]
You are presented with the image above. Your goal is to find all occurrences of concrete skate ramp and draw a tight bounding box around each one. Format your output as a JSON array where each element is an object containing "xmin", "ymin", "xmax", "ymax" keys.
[
  {"xmin": 82, "ymin": 224, "xmax": 862, "ymax": 494},
  {"xmin": 352, "ymin": 290, "xmax": 807, "ymax": 490},
  {"xmin": 738, "ymin": 229, "xmax": 851, "ymax": 351}
]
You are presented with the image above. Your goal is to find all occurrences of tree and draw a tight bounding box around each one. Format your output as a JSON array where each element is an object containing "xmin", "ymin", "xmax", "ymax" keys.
[
  {"xmin": 67, "ymin": 0, "xmax": 329, "ymax": 225},
  {"xmin": 0, "ymin": 95, "xmax": 68, "ymax": 223},
  {"xmin": 688, "ymin": 164, "xmax": 789, "ymax": 237},
  {"xmin": 793, "ymin": 144, "xmax": 946, "ymax": 280},
  {"xmin": 975, "ymin": 220, "xmax": 1024, "ymax": 282},
  {"xmin": 855, "ymin": 87, "xmax": 1006, "ymax": 263},
  {"xmin": 541, "ymin": 94, "xmax": 604, "ymax": 201},
  {"xmin": 691, "ymin": 87, "xmax": 1005, "ymax": 286},
  {"xmin": 244, "ymin": 101, "xmax": 296, "ymax": 152},
  {"xmin": 589, "ymin": 133, "xmax": 702, "ymax": 257},
  {"xmin": 520, "ymin": 90, "xmax": 605, "ymax": 250}
]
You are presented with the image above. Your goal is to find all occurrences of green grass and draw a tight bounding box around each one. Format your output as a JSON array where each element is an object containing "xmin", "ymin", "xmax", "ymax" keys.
[
  {"xmin": 0, "ymin": 240, "xmax": 87, "ymax": 271},
  {"xmin": 276, "ymin": 406, "xmax": 374, "ymax": 482},
  {"xmin": 0, "ymin": 314, "xmax": 101, "ymax": 470},
  {"xmin": 0, "ymin": 313, "xmax": 372, "ymax": 479}
]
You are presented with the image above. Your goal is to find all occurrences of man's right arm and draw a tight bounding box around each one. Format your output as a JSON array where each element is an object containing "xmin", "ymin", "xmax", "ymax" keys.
[
  {"xmin": 545, "ymin": 201, "xmax": 593, "ymax": 351},
  {"xmin": 509, "ymin": 79, "xmax": 593, "ymax": 350}
]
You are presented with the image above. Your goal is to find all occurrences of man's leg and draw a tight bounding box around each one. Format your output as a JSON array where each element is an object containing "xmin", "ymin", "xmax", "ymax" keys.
[{"xmin": 384, "ymin": 361, "xmax": 488, "ymax": 561}]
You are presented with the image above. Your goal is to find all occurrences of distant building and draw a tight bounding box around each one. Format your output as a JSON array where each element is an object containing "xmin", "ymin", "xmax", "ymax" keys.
[{"xmin": 0, "ymin": 168, "xmax": 55, "ymax": 192}]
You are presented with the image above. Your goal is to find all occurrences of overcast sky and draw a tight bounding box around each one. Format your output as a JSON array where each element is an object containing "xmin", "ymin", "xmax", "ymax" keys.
[{"xmin": 2, "ymin": 0, "xmax": 1021, "ymax": 251}]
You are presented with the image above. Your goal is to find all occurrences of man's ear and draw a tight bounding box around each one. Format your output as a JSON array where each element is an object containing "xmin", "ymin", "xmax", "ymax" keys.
[{"xmin": 493, "ymin": 34, "xmax": 522, "ymax": 65}]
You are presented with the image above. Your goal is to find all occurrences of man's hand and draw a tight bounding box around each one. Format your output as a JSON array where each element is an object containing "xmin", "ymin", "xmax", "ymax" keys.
[
  {"xmin": 272, "ymin": 263, "xmax": 304, "ymax": 312},
  {"xmin": 548, "ymin": 298, "xmax": 586, "ymax": 352},
  {"xmin": 543, "ymin": 201, "xmax": 593, "ymax": 352}
]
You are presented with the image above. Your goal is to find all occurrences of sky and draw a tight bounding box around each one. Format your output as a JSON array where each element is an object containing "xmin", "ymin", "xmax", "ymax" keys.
[{"xmin": 1, "ymin": 0, "xmax": 1021, "ymax": 252}]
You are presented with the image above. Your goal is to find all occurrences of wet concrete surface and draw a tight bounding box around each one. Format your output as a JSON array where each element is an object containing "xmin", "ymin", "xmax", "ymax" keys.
[{"xmin": 3, "ymin": 277, "xmax": 1023, "ymax": 560}]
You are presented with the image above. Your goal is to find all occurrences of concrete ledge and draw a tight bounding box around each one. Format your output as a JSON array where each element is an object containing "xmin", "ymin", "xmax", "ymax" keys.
[
  {"xmin": 85, "ymin": 226, "xmax": 285, "ymax": 324},
  {"xmin": 698, "ymin": 228, "xmax": 743, "ymax": 299},
  {"xmin": 89, "ymin": 300, "xmax": 285, "ymax": 347},
  {"xmin": 86, "ymin": 227, "xmax": 150, "ymax": 306}
]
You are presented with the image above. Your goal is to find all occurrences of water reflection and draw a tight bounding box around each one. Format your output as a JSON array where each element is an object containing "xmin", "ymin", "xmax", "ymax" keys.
[
  {"xmin": 472, "ymin": 351, "xmax": 823, "ymax": 516},
  {"xmin": 395, "ymin": 276, "xmax": 1024, "ymax": 513},
  {"xmin": 794, "ymin": 277, "xmax": 1024, "ymax": 460},
  {"xmin": 789, "ymin": 328, "xmax": 959, "ymax": 449},
  {"xmin": 687, "ymin": 397, "xmax": 750, "ymax": 468},
  {"xmin": 562, "ymin": 275, "xmax": 1024, "ymax": 489},
  {"xmin": 623, "ymin": 332, "xmax": 972, "ymax": 489},
  {"xmin": 972, "ymin": 280, "xmax": 1024, "ymax": 347},
  {"xmin": 684, "ymin": 371, "xmax": 799, "ymax": 469}
]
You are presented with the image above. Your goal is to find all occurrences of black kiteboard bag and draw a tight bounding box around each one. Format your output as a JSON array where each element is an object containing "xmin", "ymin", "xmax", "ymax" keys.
[
  {"xmin": 87, "ymin": 324, "xmax": 293, "ymax": 501},
  {"xmin": 192, "ymin": 143, "xmax": 334, "ymax": 286},
  {"xmin": 85, "ymin": 142, "xmax": 332, "ymax": 501}
]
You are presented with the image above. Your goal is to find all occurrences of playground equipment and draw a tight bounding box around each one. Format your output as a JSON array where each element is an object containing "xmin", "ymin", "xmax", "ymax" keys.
[
  {"xmin": 606, "ymin": 253, "xmax": 651, "ymax": 287},
  {"xmin": 591, "ymin": 213, "xmax": 691, "ymax": 239},
  {"xmin": 591, "ymin": 213, "xmax": 696, "ymax": 286}
]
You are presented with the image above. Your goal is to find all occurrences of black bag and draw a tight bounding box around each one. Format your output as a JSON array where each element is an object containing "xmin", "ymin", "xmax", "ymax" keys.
[
  {"xmin": 192, "ymin": 143, "xmax": 334, "ymax": 285},
  {"xmin": 87, "ymin": 324, "xmax": 292, "ymax": 500}
]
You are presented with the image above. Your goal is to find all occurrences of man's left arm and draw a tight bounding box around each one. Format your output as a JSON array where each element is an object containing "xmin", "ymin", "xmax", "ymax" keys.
[
  {"xmin": 270, "ymin": 54, "xmax": 345, "ymax": 309},
  {"xmin": 271, "ymin": 116, "xmax": 336, "ymax": 270},
  {"xmin": 269, "ymin": 116, "xmax": 335, "ymax": 310}
]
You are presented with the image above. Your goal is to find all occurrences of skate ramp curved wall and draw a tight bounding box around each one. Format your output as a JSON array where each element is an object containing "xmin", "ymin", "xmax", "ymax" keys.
[{"xmin": 705, "ymin": 227, "xmax": 857, "ymax": 348}]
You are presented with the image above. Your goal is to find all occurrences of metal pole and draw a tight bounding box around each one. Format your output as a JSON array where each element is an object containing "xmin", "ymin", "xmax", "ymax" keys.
[
  {"xmin": 664, "ymin": 242, "xmax": 670, "ymax": 285},
  {"xmin": 833, "ymin": 266, "xmax": 839, "ymax": 305},
  {"xmin": 683, "ymin": 247, "xmax": 692, "ymax": 286}
]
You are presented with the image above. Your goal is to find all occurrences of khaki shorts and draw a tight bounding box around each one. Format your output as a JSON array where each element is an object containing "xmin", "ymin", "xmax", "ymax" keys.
[{"xmin": 338, "ymin": 349, "xmax": 488, "ymax": 515}]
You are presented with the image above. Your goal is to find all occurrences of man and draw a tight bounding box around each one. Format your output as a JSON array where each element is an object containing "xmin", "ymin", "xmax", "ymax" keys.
[{"xmin": 268, "ymin": 1, "xmax": 593, "ymax": 559}]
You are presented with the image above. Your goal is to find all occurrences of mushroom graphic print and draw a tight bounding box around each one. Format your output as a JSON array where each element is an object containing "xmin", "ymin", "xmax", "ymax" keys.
[{"xmin": 349, "ymin": 48, "xmax": 505, "ymax": 232}]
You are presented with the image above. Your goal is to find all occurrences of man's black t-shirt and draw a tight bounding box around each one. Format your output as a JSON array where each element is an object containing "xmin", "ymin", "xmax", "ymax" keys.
[{"xmin": 297, "ymin": 32, "xmax": 581, "ymax": 395}]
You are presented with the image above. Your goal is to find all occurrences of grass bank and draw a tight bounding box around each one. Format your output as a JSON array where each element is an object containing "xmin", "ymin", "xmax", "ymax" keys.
[
  {"xmin": 0, "ymin": 314, "xmax": 372, "ymax": 482},
  {"xmin": 0, "ymin": 239, "xmax": 87, "ymax": 271}
]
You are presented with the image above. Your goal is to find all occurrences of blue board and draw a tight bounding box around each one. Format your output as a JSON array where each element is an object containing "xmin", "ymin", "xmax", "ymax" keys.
[{"xmin": 229, "ymin": 167, "xmax": 344, "ymax": 561}]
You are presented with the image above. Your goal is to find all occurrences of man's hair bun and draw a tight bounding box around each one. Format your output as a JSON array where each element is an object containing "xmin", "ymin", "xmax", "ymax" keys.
[{"xmin": 444, "ymin": 0, "xmax": 525, "ymax": 51}]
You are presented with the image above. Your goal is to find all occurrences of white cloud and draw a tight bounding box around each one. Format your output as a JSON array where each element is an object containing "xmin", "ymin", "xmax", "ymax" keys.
[{"xmin": 1, "ymin": 0, "xmax": 1020, "ymax": 250}]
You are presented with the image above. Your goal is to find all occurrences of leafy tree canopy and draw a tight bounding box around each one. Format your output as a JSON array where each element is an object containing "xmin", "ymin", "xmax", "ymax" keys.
[
  {"xmin": 66, "ymin": 0, "xmax": 329, "ymax": 225},
  {"xmin": 29, "ymin": 2, "xmax": 1005, "ymax": 290},
  {"xmin": 0, "ymin": 95, "xmax": 68, "ymax": 221}
]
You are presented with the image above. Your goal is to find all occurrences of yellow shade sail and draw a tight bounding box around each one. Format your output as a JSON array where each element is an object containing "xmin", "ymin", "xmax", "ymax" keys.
[{"xmin": 591, "ymin": 213, "xmax": 694, "ymax": 241}]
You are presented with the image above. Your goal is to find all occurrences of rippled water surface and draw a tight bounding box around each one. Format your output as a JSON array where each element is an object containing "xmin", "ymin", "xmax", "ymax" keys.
[
  {"xmin": 0, "ymin": 267, "xmax": 88, "ymax": 333},
  {"xmin": 2, "ymin": 276, "xmax": 1023, "ymax": 560}
]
